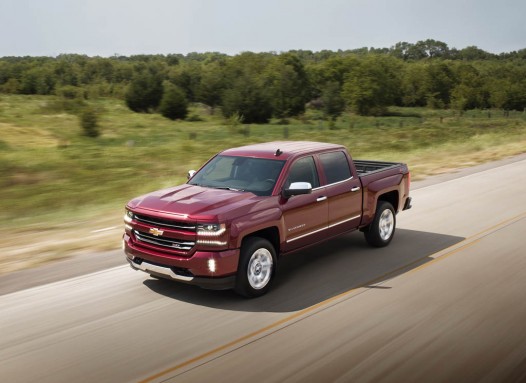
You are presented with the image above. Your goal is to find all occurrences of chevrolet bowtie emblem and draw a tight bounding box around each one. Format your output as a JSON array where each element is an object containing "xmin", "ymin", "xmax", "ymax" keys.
[{"xmin": 149, "ymin": 227, "xmax": 164, "ymax": 236}]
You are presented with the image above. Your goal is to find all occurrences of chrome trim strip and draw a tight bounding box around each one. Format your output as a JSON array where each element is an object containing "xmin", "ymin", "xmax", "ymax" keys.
[
  {"xmin": 134, "ymin": 231, "xmax": 195, "ymax": 250},
  {"xmin": 286, "ymin": 214, "xmax": 362, "ymax": 243},
  {"xmin": 286, "ymin": 226, "xmax": 328, "ymax": 243},
  {"xmin": 329, "ymin": 215, "xmax": 361, "ymax": 228},
  {"xmin": 312, "ymin": 176, "xmax": 355, "ymax": 191},
  {"xmin": 131, "ymin": 260, "xmax": 194, "ymax": 282},
  {"xmin": 135, "ymin": 215, "xmax": 196, "ymax": 230},
  {"xmin": 326, "ymin": 176, "xmax": 354, "ymax": 187}
]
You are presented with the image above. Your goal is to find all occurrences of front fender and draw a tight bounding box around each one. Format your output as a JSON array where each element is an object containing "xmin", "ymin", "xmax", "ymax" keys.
[{"xmin": 229, "ymin": 207, "xmax": 283, "ymax": 249}]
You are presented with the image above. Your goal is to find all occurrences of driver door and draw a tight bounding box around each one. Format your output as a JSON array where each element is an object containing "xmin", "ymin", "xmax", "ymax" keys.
[{"xmin": 280, "ymin": 156, "xmax": 329, "ymax": 252}]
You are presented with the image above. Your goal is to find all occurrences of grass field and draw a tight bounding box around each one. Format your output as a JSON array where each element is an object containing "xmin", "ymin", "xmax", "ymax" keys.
[{"xmin": 1, "ymin": 94, "xmax": 525, "ymax": 273}]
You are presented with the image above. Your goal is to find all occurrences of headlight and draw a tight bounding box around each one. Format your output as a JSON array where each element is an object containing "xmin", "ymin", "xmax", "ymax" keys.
[
  {"xmin": 124, "ymin": 209, "xmax": 134, "ymax": 224},
  {"xmin": 197, "ymin": 223, "xmax": 227, "ymax": 247},
  {"xmin": 196, "ymin": 223, "xmax": 226, "ymax": 236}
]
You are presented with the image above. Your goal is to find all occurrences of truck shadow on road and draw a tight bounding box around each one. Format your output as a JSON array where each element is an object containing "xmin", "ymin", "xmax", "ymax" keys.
[{"xmin": 144, "ymin": 228, "xmax": 464, "ymax": 312}]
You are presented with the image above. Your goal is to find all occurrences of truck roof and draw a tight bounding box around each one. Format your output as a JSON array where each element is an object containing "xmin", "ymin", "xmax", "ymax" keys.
[{"xmin": 220, "ymin": 141, "xmax": 346, "ymax": 160}]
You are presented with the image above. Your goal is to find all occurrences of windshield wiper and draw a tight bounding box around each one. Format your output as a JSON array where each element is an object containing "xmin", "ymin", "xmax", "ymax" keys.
[
  {"xmin": 212, "ymin": 186, "xmax": 245, "ymax": 192},
  {"xmin": 190, "ymin": 183, "xmax": 244, "ymax": 192}
]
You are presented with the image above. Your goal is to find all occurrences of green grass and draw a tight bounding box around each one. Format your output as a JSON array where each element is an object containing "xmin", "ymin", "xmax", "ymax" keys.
[
  {"xmin": 1, "ymin": 95, "xmax": 525, "ymax": 225},
  {"xmin": 0, "ymin": 94, "xmax": 525, "ymax": 273}
]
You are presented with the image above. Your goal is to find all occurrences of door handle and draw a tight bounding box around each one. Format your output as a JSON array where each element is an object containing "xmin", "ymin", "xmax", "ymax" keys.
[
  {"xmin": 316, "ymin": 196, "xmax": 327, "ymax": 202},
  {"xmin": 351, "ymin": 187, "xmax": 361, "ymax": 192}
]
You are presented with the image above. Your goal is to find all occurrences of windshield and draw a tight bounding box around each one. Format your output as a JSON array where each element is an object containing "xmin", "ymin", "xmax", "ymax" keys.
[{"xmin": 188, "ymin": 155, "xmax": 286, "ymax": 196}]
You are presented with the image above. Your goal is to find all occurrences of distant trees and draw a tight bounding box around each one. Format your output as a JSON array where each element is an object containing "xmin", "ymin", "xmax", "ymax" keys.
[
  {"xmin": 19, "ymin": 66, "xmax": 56, "ymax": 95},
  {"xmin": 450, "ymin": 64, "xmax": 487, "ymax": 110},
  {"xmin": 222, "ymin": 73, "xmax": 273, "ymax": 123},
  {"xmin": 342, "ymin": 56, "xmax": 402, "ymax": 115},
  {"xmin": 167, "ymin": 61, "xmax": 201, "ymax": 102},
  {"xmin": 264, "ymin": 53, "xmax": 311, "ymax": 119},
  {"xmin": 321, "ymin": 81, "xmax": 345, "ymax": 119},
  {"xmin": 196, "ymin": 61, "xmax": 226, "ymax": 113},
  {"xmin": 392, "ymin": 39, "xmax": 450, "ymax": 60},
  {"xmin": 424, "ymin": 62, "xmax": 456, "ymax": 108},
  {"xmin": 1, "ymin": 40, "xmax": 526, "ymax": 120},
  {"xmin": 485, "ymin": 63, "xmax": 526, "ymax": 110},
  {"xmin": 220, "ymin": 52, "xmax": 274, "ymax": 123}
]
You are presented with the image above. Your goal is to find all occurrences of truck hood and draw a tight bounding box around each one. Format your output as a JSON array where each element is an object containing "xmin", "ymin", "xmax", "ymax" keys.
[{"xmin": 127, "ymin": 184, "xmax": 265, "ymax": 221}]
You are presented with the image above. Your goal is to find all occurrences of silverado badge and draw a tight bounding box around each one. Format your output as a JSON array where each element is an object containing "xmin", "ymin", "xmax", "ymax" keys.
[{"xmin": 149, "ymin": 228, "xmax": 164, "ymax": 236}]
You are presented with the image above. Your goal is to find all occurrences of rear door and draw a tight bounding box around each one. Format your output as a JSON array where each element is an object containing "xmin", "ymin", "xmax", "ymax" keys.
[
  {"xmin": 318, "ymin": 151, "xmax": 362, "ymax": 235},
  {"xmin": 280, "ymin": 155, "xmax": 328, "ymax": 252}
]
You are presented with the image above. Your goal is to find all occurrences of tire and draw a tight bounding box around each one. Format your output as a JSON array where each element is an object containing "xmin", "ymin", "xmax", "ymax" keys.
[
  {"xmin": 234, "ymin": 237, "xmax": 277, "ymax": 298},
  {"xmin": 363, "ymin": 201, "xmax": 396, "ymax": 247}
]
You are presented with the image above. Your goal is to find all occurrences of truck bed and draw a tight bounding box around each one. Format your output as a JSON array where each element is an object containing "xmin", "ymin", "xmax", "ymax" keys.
[{"xmin": 354, "ymin": 160, "xmax": 402, "ymax": 175}]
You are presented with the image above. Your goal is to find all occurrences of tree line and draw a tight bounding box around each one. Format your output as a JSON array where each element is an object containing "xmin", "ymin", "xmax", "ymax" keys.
[{"xmin": 1, "ymin": 39, "xmax": 526, "ymax": 123}]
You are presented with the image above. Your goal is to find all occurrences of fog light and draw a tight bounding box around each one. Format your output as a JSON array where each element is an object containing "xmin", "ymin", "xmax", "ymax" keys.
[{"xmin": 208, "ymin": 259, "xmax": 217, "ymax": 273}]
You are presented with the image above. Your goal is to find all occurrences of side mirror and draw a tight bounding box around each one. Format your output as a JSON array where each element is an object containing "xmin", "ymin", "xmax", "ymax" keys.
[
  {"xmin": 187, "ymin": 170, "xmax": 196, "ymax": 180},
  {"xmin": 283, "ymin": 182, "xmax": 312, "ymax": 198}
]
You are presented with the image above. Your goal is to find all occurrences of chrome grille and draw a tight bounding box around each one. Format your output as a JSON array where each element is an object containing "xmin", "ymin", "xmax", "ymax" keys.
[
  {"xmin": 134, "ymin": 214, "xmax": 196, "ymax": 231},
  {"xmin": 133, "ymin": 230, "xmax": 195, "ymax": 251}
]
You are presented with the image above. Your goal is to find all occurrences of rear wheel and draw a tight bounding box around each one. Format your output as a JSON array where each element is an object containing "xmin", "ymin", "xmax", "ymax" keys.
[
  {"xmin": 364, "ymin": 201, "xmax": 396, "ymax": 247},
  {"xmin": 235, "ymin": 237, "xmax": 276, "ymax": 298}
]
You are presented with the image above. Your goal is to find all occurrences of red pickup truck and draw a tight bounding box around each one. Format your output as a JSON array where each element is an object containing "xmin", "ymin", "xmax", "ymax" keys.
[{"xmin": 123, "ymin": 141, "xmax": 411, "ymax": 297}]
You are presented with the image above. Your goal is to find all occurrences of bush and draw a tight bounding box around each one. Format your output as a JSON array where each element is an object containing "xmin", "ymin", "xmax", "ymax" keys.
[
  {"xmin": 159, "ymin": 82, "xmax": 188, "ymax": 120},
  {"xmin": 79, "ymin": 107, "xmax": 100, "ymax": 137},
  {"xmin": 56, "ymin": 85, "xmax": 84, "ymax": 100},
  {"xmin": 54, "ymin": 85, "xmax": 86, "ymax": 113},
  {"xmin": 125, "ymin": 72, "xmax": 163, "ymax": 113},
  {"xmin": 221, "ymin": 76, "xmax": 273, "ymax": 124},
  {"xmin": 185, "ymin": 113, "xmax": 203, "ymax": 122},
  {"xmin": 226, "ymin": 112, "xmax": 245, "ymax": 134}
]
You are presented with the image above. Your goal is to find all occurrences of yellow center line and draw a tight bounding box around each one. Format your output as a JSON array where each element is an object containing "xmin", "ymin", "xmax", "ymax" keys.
[
  {"xmin": 403, "ymin": 211, "xmax": 526, "ymax": 276},
  {"xmin": 139, "ymin": 288, "xmax": 356, "ymax": 383},
  {"xmin": 139, "ymin": 211, "xmax": 526, "ymax": 383}
]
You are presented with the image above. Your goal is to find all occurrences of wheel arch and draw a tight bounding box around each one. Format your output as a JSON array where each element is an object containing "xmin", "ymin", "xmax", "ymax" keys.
[
  {"xmin": 241, "ymin": 226, "xmax": 280, "ymax": 255},
  {"xmin": 377, "ymin": 190, "xmax": 399, "ymax": 212}
]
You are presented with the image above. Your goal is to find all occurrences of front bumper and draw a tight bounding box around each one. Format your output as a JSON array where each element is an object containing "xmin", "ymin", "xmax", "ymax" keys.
[
  {"xmin": 126, "ymin": 257, "xmax": 235, "ymax": 290},
  {"xmin": 123, "ymin": 233, "xmax": 238, "ymax": 290}
]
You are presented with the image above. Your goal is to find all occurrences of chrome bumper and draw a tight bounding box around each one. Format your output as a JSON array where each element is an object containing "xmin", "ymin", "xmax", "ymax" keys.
[
  {"xmin": 129, "ymin": 258, "xmax": 194, "ymax": 282},
  {"xmin": 126, "ymin": 257, "xmax": 236, "ymax": 290}
]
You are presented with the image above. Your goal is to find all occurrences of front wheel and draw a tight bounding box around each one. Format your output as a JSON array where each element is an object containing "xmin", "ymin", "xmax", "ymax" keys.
[
  {"xmin": 235, "ymin": 237, "xmax": 277, "ymax": 298},
  {"xmin": 363, "ymin": 201, "xmax": 396, "ymax": 247}
]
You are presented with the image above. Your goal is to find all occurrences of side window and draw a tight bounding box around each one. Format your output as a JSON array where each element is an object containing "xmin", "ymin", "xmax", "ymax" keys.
[
  {"xmin": 285, "ymin": 156, "xmax": 320, "ymax": 188},
  {"xmin": 319, "ymin": 151, "xmax": 352, "ymax": 184}
]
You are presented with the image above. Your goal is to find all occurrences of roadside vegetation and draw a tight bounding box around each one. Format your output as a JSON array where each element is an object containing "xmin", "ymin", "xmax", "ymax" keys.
[
  {"xmin": 0, "ymin": 39, "xmax": 525, "ymax": 272},
  {"xmin": 1, "ymin": 94, "xmax": 524, "ymax": 273}
]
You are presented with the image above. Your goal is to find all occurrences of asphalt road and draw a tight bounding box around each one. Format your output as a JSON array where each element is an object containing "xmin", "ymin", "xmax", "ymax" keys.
[{"xmin": 1, "ymin": 156, "xmax": 525, "ymax": 383}]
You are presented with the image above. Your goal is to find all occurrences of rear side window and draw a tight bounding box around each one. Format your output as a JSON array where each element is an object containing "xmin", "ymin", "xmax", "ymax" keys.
[{"xmin": 319, "ymin": 151, "xmax": 352, "ymax": 184}]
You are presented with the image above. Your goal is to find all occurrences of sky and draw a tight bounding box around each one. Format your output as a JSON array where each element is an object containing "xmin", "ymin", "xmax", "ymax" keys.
[{"xmin": 0, "ymin": 0, "xmax": 525, "ymax": 57}]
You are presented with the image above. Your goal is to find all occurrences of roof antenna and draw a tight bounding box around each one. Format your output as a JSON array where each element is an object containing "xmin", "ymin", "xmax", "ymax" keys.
[{"xmin": 275, "ymin": 148, "xmax": 282, "ymax": 156}]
